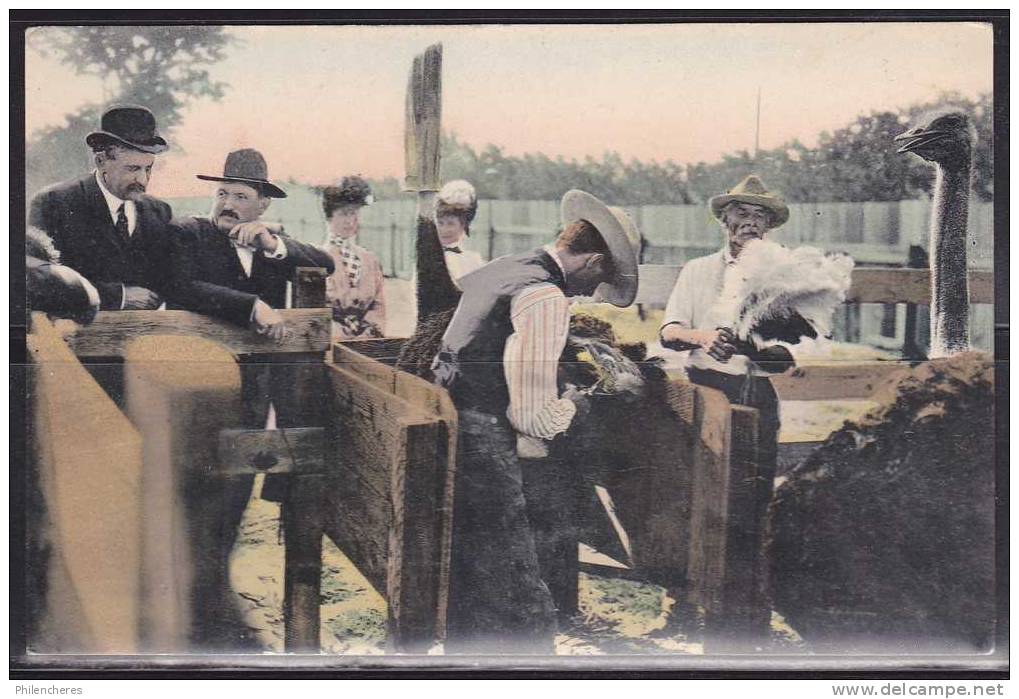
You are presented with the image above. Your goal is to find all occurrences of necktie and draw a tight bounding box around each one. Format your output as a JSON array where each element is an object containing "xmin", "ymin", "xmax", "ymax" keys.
[
  {"xmin": 444, "ymin": 246, "xmax": 463, "ymax": 254},
  {"xmin": 115, "ymin": 203, "xmax": 130, "ymax": 240},
  {"xmin": 339, "ymin": 240, "xmax": 362, "ymax": 286}
]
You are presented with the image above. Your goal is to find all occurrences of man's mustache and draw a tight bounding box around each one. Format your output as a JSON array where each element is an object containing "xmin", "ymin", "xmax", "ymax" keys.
[{"xmin": 219, "ymin": 209, "xmax": 238, "ymax": 219}]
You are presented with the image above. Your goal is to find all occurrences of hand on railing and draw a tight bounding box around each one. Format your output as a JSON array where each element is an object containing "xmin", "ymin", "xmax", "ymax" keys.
[{"xmin": 252, "ymin": 299, "xmax": 289, "ymax": 344}]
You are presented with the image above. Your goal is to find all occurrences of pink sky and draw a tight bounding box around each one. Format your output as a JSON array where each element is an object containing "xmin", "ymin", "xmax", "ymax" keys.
[{"xmin": 24, "ymin": 22, "xmax": 993, "ymax": 199}]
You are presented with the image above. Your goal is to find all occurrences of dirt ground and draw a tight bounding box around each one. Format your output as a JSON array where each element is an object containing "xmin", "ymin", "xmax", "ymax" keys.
[{"xmin": 230, "ymin": 478, "xmax": 804, "ymax": 655}]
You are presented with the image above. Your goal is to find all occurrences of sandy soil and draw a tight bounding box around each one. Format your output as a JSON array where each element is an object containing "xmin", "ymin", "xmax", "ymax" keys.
[{"xmin": 230, "ymin": 476, "xmax": 803, "ymax": 655}]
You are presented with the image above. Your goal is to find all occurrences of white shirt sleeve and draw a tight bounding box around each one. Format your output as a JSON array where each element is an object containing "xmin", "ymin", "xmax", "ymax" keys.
[
  {"xmin": 504, "ymin": 284, "xmax": 576, "ymax": 450},
  {"xmin": 661, "ymin": 262, "xmax": 696, "ymax": 333}
]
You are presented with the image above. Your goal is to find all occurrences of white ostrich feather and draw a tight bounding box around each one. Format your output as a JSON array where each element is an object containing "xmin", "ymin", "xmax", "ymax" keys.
[
  {"xmin": 710, "ymin": 239, "xmax": 854, "ymax": 342},
  {"xmin": 437, "ymin": 180, "xmax": 476, "ymax": 209}
]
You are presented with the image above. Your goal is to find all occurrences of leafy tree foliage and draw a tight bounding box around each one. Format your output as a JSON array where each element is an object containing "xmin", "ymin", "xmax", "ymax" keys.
[
  {"xmin": 372, "ymin": 92, "xmax": 993, "ymax": 205},
  {"xmin": 26, "ymin": 26, "xmax": 232, "ymax": 195}
]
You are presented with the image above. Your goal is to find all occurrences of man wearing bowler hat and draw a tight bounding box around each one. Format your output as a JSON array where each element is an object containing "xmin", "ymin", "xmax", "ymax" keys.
[
  {"xmin": 431, "ymin": 189, "xmax": 641, "ymax": 654},
  {"xmin": 167, "ymin": 148, "xmax": 334, "ymax": 649},
  {"xmin": 29, "ymin": 104, "xmax": 174, "ymax": 312}
]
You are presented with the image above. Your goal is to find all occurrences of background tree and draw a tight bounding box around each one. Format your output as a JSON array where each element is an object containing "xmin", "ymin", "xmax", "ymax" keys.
[
  {"xmin": 377, "ymin": 91, "xmax": 992, "ymax": 205},
  {"xmin": 26, "ymin": 26, "xmax": 232, "ymax": 196}
]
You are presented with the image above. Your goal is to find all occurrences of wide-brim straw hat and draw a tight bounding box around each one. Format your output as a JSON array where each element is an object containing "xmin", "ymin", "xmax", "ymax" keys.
[
  {"xmin": 709, "ymin": 174, "xmax": 789, "ymax": 228},
  {"xmin": 85, "ymin": 105, "xmax": 168, "ymax": 154},
  {"xmin": 196, "ymin": 148, "xmax": 287, "ymax": 198},
  {"xmin": 560, "ymin": 189, "xmax": 640, "ymax": 307}
]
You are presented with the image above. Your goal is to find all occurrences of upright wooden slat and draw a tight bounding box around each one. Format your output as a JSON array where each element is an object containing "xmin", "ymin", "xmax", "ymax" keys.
[
  {"xmin": 677, "ymin": 383, "xmax": 733, "ymax": 614},
  {"xmin": 292, "ymin": 267, "xmax": 328, "ymax": 309},
  {"xmin": 26, "ymin": 314, "xmax": 143, "ymax": 654},
  {"xmin": 403, "ymin": 43, "xmax": 442, "ymax": 192},
  {"xmin": 322, "ymin": 364, "xmax": 449, "ymax": 650},
  {"xmin": 333, "ymin": 341, "xmax": 458, "ymax": 634},
  {"xmin": 63, "ymin": 309, "xmax": 331, "ymax": 358},
  {"xmin": 123, "ymin": 335, "xmax": 242, "ymax": 652}
]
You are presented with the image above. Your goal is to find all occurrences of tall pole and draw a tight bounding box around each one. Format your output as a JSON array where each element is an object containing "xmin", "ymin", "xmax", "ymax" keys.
[{"xmin": 753, "ymin": 86, "xmax": 761, "ymax": 162}]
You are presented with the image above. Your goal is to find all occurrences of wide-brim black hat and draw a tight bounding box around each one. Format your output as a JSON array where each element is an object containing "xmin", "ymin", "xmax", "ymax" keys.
[
  {"xmin": 85, "ymin": 104, "xmax": 168, "ymax": 154},
  {"xmin": 196, "ymin": 148, "xmax": 288, "ymax": 198}
]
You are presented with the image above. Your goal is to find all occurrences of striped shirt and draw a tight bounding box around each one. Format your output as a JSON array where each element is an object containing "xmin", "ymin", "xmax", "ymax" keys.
[{"xmin": 504, "ymin": 280, "xmax": 577, "ymax": 458}]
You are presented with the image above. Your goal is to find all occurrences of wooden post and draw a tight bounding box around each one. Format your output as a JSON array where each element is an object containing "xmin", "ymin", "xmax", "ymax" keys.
[
  {"xmin": 123, "ymin": 335, "xmax": 241, "ymax": 652},
  {"xmin": 903, "ymin": 244, "xmax": 929, "ymax": 360},
  {"xmin": 283, "ymin": 475, "xmax": 326, "ymax": 652},
  {"xmin": 292, "ymin": 267, "xmax": 328, "ymax": 309},
  {"xmin": 26, "ymin": 314, "xmax": 144, "ymax": 654}
]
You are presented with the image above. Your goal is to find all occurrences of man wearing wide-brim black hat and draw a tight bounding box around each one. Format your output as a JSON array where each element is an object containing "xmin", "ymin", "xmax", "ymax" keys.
[
  {"xmin": 29, "ymin": 104, "xmax": 175, "ymax": 312},
  {"xmin": 166, "ymin": 147, "xmax": 335, "ymax": 649}
]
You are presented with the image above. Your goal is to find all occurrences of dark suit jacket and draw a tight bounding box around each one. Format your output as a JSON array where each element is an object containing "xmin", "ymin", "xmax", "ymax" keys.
[
  {"xmin": 169, "ymin": 216, "xmax": 335, "ymax": 327},
  {"xmin": 29, "ymin": 173, "xmax": 174, "ymax": 310}
]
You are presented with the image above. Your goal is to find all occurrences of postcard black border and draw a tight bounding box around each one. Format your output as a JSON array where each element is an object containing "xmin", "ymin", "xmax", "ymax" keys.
[{"xmin": 8, "ymin": 8, "xmax": 1010, "ymax": 680}]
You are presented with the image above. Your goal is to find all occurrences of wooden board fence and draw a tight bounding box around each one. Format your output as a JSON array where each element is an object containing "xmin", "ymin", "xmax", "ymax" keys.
[{"xmin": 26, "ymin": 313, "xmax": 144, "ymax": 654}]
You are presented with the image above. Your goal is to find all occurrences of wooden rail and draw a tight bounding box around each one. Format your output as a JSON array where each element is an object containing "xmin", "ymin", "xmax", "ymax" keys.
[
  {"xmin": 61, "ymin": 308, "xmax": 331, "ymax": 358},
  {"xmin": 634, "ymin": 264, "xmax": 994, "ymax": 309}
]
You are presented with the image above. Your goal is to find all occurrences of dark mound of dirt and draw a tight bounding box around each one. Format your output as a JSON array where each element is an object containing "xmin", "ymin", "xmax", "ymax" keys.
[{"xmin": 768, "ymin": 352, "xmax": 996, "ymax": 652}]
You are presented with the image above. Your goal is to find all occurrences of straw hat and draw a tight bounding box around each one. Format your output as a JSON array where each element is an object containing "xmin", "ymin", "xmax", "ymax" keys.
[{"xmin": 709, "ymin": 175, "xmax": 789, "ymax": 228}]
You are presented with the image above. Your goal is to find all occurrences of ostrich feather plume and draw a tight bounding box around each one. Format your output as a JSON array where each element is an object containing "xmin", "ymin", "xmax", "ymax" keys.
[
  {"xmin": 711, "ymin": 239, "xmax": 854, "ymax": 343},
  {"xmin": 437, "ymin": 180, "xmax": 476, "ymax": 210}
]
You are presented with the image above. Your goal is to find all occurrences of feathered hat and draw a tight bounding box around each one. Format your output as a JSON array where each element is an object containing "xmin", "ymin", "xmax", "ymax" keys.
[
  {"xmin": 322, "ymin": 175, "xmax": 374, "ymax": 215},
  {"xmin": 436, "ymin": 180, "xmax": 478, "ymax": 230}
]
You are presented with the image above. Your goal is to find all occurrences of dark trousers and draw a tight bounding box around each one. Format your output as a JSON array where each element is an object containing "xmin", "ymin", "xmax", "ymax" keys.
[{"xmin": 445, "ymin": 408, "xmax": 557, "ymax": 654}]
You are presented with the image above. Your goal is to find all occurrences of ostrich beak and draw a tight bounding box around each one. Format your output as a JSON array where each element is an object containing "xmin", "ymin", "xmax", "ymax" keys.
[{"xmin": 895, "ymin": 127, "xmax": 951, "ymax": 154}]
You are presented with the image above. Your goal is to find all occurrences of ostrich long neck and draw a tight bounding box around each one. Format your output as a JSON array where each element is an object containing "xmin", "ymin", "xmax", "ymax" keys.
[{"xmin": 928, "ymin": 159, "xmax": 971, "ymax": 358}]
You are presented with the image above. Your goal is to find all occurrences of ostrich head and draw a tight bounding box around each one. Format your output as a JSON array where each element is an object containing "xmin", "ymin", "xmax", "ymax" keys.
[{"xmin": 894, "ymin": 110, "xmax": 976, "ymax": 169}]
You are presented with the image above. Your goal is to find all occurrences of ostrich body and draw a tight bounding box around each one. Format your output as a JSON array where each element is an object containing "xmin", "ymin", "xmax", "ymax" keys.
[{"xmin": 895, "ymin": 110, "xmax": 975, "ymax": 357}]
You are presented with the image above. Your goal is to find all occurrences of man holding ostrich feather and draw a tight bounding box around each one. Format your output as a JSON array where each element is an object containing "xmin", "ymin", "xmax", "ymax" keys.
[{"xmin": 660, "ymin": 175, "xmax": 854, "ymax": 473}]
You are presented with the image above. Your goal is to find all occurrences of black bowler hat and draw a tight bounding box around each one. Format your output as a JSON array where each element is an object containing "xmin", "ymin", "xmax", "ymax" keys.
[
  {"xmin": 85, "ymin": 105, "xmax": 168, "ymax": 154},
  {"xmin": 196, "ymin": 148, "xmax": 288, "ymax": 198}
]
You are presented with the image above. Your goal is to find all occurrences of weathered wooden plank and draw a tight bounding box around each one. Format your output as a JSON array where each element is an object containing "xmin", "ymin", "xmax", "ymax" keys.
[
  {"xmin": 333, "ymin": 341, "xmax": 458, "ymax": 635},
  {"xmin": 770, "ymin": 362, "xmax": 911, "ymax": 401},
  {"xmin": 322, "ymin": 363, "xmax": 449, "ymax": 649},
  {"xmin": 336, "ymin": 337, "xmax": 408, "ymax": 364},
  {"xmin": 27, "ymin": 314, "xmax": 143, "ymax": 654},
  {"xmin": 848, "ymin": 268, "xmax": 993, "ymax": 304},
  {"xmin": 123, "ymin": 334, "xmax": 242, "ymax": 652},
  {"xmin": 217, "ymin": 427, "xmax": 325, "ymax": 476},
  {"xmin": 706, "ymin": 405, "xmax": 768, "ymax": 651},
  {"xmin": 635, "ymin": 265, "xmax": 994, "ymax": 309},
  {"xmin": 283, "ymin": 473, "xmax": 326, "ymax": 653},
  {"xmin": 403, "ymin": 43, "xmax": 442, "ymax": 191},
  {"xmin": 679, "ymin": 383, "xmax": 733, "ymax": 614},
  {"xmin": 63, "ymin": 308, "xmax": 331, "ymax": 358}
]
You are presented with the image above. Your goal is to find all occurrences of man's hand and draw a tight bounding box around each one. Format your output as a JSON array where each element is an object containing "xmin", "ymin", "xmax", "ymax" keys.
[
  {"xmin": 122, "ymin": 285, "xmax": 163, "ymax": 310},
  {"xmin": 705, "ymin": 327, "xmax": 739, "ymax": 363},
  {"xmin": 562, "ymin": 385, "xmax": 592, "ymax": 423},
  {"xmin": 251, "ymin": 299, "xmax": 288, "ymax": 343},
  {"xmin": 230, "ymin": 222, "xmax": 283, "ymax": 252}
]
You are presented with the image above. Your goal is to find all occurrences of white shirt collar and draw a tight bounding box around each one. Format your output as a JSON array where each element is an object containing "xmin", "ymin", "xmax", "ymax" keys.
[
  {"xmin": 542, "ymin": 244, "xmax": 568, "ymax": 278},
  {"xmin": 94, "ymin": 170, "xmax": 136, "ymax": 232}
]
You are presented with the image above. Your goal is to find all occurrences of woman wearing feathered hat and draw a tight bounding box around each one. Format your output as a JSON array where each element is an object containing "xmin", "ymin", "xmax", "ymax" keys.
[
  {"xmin": 434, "ymin": 179, "xmax": 485, "ymax": 284},
  {"xmin": 321, "ymin": 175, "xmax": 386, "ymax": 340}
]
